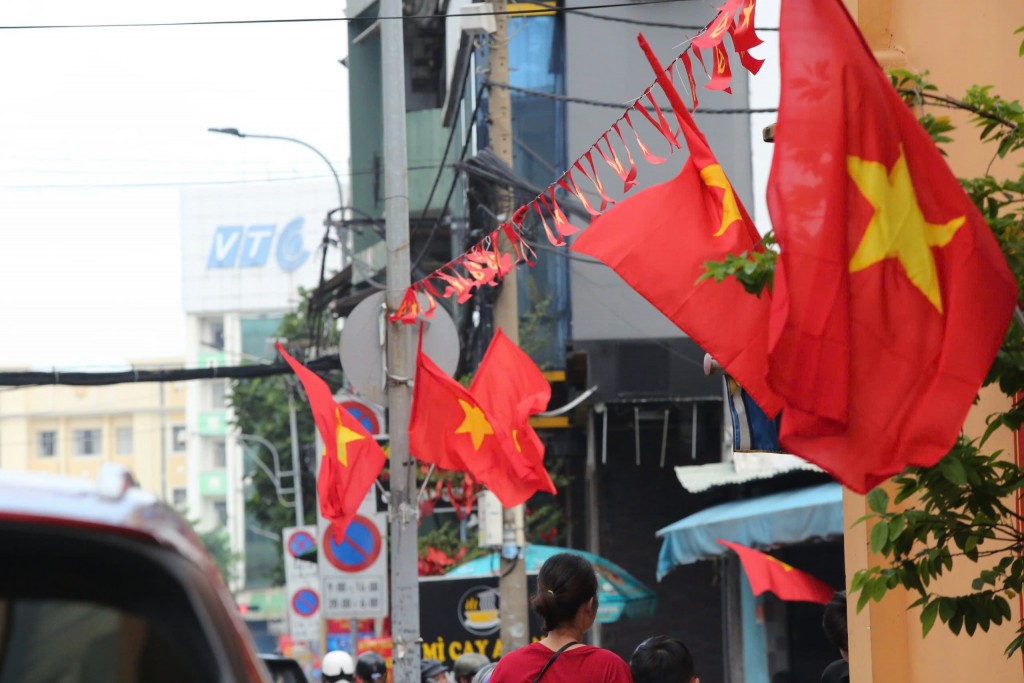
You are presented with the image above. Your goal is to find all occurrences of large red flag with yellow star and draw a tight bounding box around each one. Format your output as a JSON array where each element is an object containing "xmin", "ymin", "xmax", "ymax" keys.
[
  {"xmin": 408, "ymin": 346, "xmax": 544, "ymax": 508},
  {"xmin": 717, "ymin": 540, "xmax": 834, "ymax": 605},
  {"xmin": 571, "ymin": 34, "xmax": 783, "ymax": 417},
  {"xmin": 470, "ymin": 328, "xmax": 557, "ymax": 497},
  {"xmin": 277, "ymin": 343, "xmax": 386, "ymax": 540},
  {"xmin": 766, "ymin": 0, "xmax": 1017, "ymax": 492}
]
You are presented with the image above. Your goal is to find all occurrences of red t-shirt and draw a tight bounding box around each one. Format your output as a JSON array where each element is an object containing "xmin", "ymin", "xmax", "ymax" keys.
[{"xmin": 489, "ymin": 642, "xmax": 633, "ymax": 683}]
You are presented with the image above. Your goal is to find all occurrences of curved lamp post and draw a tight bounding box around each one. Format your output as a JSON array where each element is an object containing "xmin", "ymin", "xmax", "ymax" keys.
[{"xmin": 207, "ymin": 127, "xmax": 344, "ymax": 212}]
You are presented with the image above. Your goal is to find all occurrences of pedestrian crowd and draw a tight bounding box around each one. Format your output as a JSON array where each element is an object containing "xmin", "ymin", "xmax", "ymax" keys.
[{"xmin": 323, "ymin": 553, "xmax": 848, "ymax": 683}]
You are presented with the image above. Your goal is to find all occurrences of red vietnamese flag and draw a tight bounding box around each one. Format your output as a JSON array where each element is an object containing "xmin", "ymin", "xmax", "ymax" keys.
[
  {"xmin": 408, "ymin": 346, "xmax": 541, "ymax": 507},
  {"xmin": 277, "ymin": 344, "xmax": 386, "ymax": 540},
  {"xmin": 766, "ymin": 0, "xmax": 1017, "ymax": 492},
  {"xmin": 470, "ymin": 328, "xmax": 557, "ymax": 496},
  {"xmin": 572, "ymin": 34, "xmax": 782, "ymax": 416},
  {"xmin": 717, "ymin": 540, "xmax": 834, "ymax": 604}
]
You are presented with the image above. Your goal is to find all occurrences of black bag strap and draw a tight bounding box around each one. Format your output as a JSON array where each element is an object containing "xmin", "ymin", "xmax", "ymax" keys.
[{"xmin": 532, "ymin": 641, "xmax": 579, "ymax": 683}]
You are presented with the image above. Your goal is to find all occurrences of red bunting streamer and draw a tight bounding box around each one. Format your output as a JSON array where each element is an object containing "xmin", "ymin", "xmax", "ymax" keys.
[
  {"xmin": 557, "ymin": 172, "xmax": 601, "ymax": 218},
  {"xmin": 582, "ymin": 152, "xmax": 616, "ymax": 210},
  {"xmin": 545, "ymin": 187, "xmax": 584, "ymax": 236},
  {"xmin": 624, "ymin": 111, "xmax": 666, "ymax": 165},
  {"xmin": 388, "ymin": 0, "xmax": 766, "ymax": 324},
  {"xmin": 680, "ymin": 51, "xmax": 699, "ymax": 111},
  {"xmin": 596, "ymin": 133, "xmax": 637, "ymax": 194},
  {"xmin": 692, "ymin": 0, "xmax": 741, "ymax": 49},
  {"xmin": 730, "ymin": 0, "xmax": 763, "ymax": 52},
  {"xmin": 610, "ymin": 125, "xmax": 640, "ymax": 191},
  {"xmin": 707, "ymin": 42, "xmax": 734, "ymax": 92},
  {"xmin": 533, "ymin": 199, "xmax": 564, "ymax": 246}
]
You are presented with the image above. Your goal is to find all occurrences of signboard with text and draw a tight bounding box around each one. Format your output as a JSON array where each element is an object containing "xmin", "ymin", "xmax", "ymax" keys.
[{"xmin": 180, "ymin": 180, "xmax": 332, "ymax": 313}]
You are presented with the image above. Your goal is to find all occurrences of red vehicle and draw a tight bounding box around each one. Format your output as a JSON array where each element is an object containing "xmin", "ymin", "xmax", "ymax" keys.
[{"xmin": 0, "ymin": 465, "xmax": 271, "ymax": 683}]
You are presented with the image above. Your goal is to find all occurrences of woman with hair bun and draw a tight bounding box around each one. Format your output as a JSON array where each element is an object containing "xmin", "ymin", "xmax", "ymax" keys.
[{"xmin": 489, "ymin": 552, "xmax": 633, "ymax": 683}]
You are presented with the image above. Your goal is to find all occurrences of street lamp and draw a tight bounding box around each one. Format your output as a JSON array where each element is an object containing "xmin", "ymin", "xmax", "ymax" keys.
[{"xmin": 207, "ymin": 127, "xmax": 344, "ymax": 213}]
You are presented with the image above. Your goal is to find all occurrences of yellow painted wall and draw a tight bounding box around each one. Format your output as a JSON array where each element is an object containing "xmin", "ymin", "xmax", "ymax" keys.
[
  {"xmin": 0, "ymin": 366, "xmax": 188, "ymax": 501},
  {"xmin": 842, "ymin": 2, "xmax": 1024, "ymax": 681}
]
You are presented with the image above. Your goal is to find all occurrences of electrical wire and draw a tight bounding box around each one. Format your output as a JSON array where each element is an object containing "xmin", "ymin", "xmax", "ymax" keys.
[
  {"xmin": 0, "ymin": 355, "xmax": 342, "ymax": 387},
  {"xmin": 486, "ymin": 80, "xmax": 778, "ymax": 113},
  {"xmin": 0, "ymin": 0, "xmax": 700, "ymax": 30},
  {"xmin": 409, "ymin": 81, "xmax": 487, "ymax": 273},
  {"xmin": 411, "ymin": 41, "xmax": 478, "ymax": 265},
  {"xmin": 563, "ymin": 4, "xmax": 778, "ymax": 31}
]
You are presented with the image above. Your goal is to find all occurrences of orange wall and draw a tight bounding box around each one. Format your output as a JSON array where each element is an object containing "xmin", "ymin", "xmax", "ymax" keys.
[{"xmin": 842, "ymin": 2, "xmax": 1024, "ymax": 681}]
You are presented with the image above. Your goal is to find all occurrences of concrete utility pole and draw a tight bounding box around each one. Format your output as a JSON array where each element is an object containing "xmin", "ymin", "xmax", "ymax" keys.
[
  {"xmin": 489, "ymin": 0, "xmax": 531, "ymax": 655},
  {"xmin": 380, "ymin": 1, "xmax": 421, "ymax": 681}
]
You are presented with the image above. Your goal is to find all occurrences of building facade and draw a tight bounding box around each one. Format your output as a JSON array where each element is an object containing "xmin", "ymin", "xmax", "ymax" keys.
[
  {"xmin": 180, "ymin": 179, "xmax": 337, "ymax": 589},
  {"xmin": 0, "ymin": 375, "xmax": 189, "ymax": 504}
]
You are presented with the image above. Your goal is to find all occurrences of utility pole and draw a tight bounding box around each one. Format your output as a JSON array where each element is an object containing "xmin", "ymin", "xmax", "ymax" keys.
[
  {"xmin": 380, "ymin": 1, "xmax": 420, "ymax": 681},
  {"xmin": 489, "ymin": 0, "xmax": 531, "ymax": 655}
]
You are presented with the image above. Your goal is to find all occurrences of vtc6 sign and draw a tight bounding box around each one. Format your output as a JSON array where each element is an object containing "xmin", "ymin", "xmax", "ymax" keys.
[{"xmin": 207, "ymin": 217, "xmax": 309, "ymax": 272}]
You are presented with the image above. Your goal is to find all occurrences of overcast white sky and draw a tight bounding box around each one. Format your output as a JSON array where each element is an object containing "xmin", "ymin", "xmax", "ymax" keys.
[{"xmin": 0, "ymin": 1, "xmax": 350, "ymax": 368}]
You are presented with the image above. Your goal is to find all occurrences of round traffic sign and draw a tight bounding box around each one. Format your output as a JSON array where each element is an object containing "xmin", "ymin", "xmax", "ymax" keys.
[
  {"xmin": 292, "ymin": 588, "xmax": 320, "ymax": 617},
  {"xmin": 340, "ymin": 400, "xmax": 381, "ymax": 434},
  {"xmin": 323, "ymin": 516, "xmax": 382, "ymax": 572},
  {"xmin": 287, "ymin": 530, "xmax": 316, "ymax": 558}
]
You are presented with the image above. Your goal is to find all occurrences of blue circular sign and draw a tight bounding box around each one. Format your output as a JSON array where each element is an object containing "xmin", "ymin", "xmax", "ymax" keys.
[
  {"xmin": 292, "ymin": 588, "xmax": 319, "ymax": 617},
  {"xmin": 288, "ymin": 530, "xmax": 316, "ymax": 558},
  {"xmin": 324, "ymin": 516, "xmax": 381, "ymax": 572}
]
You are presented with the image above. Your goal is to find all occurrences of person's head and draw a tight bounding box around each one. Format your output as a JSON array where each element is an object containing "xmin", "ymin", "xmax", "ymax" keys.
[
  {"xmin": 323, "ymin": 651, "xmax": 356, "ymax": 683},
  {"xmin": 355, "ymin": 651, "xmax": 388, "ymax": 683},
  {"xmin": 452, "ymin": 653, "xmax": 489, "ymax": 683},
  {"xmin": 630, "ymin": 636, "xmax": 697, "ymax": 683},
  {"xmin": 822, "ymin": 591, "xmax": 848, "ymax": 660},
  {"xmin": 531, "ymin": 552, "xmax": 600, "ymax": 633},
  {"xmin": 471, "ymin": 662, "xmax": 497, "ymax": 683},
  {"xmin": 420, "ymin": 658, "xmax": 449, "ymax": 683}
]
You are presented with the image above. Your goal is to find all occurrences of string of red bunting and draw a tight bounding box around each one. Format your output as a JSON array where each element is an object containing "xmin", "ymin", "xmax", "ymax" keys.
[{"xmin": 389, "ymin": 0, "xmax": 764, "ymax": 324}]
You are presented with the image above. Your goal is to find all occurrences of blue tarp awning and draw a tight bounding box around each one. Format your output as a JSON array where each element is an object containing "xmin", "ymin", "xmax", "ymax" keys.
[{"xmin": 655, "ymin": 483, "xmax": 844, "ymax": 580}]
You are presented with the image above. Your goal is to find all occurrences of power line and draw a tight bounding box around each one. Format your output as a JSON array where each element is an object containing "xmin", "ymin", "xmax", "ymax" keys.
[
  {"xmin": 0, "ymin": 164, "xmax": 450, "ymax": 191},
  {"xmin": 0, "ymin": 0, "xmax": 697, "ymax": 30},
  {"xmin": 486, "ymin": 80, "xmax": 779, "ymax": 113},
  {"xmin": 563, "ymin": 5, "xmax": 778, "ymax": 31}
]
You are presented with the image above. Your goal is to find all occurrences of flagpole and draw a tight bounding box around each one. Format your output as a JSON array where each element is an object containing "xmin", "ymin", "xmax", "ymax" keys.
[{"xmin": 380, "ymin": 1, "xmax": 421, "ymax": 680}]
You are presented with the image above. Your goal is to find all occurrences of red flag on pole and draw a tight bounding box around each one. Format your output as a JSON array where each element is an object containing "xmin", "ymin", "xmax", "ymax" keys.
[
  {"xmin": 717, "ymin": 540, "xmax": 835, "ymax": 604},
  {"xmin": 572, "ymin": 34, "xmax": 782, "ymax": 416},
  {"xmin": 766, "ymin": 0, "xmax": 1017, "ymax": 492},
  {"xmin": 471, "ymin": 328, "xmax": 557, "ymax": 496},
  {"xmin": 277, "ymin": 344, "xmax": 387, "ymax": 540},
  {"xmin": 408, "ymin": 345, "xmax": 545, "ymax": 507}
]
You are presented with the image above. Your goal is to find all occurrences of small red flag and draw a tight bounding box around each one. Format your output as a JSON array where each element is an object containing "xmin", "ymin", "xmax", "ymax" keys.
[
  {"xmin": 408, "ymin": 347, "xmax": 541, "ymax": 507},
  {"xmin": 717, "ymin": 540, "xmax": 834, "ymax": 605},
  {"xmin": 471, "ymin": 329, "xmax": 557, "ymax": 497},
  {"xmin": 277, "ymin": 344, "xmax": 386, "ymax": 540},
  {"xmin": 572, "ymin": 34, "xmax": 782, "ymax": 416},
  {"xmin": 766, "ymin": 0, "xmax": 1017, "ymax": 492}
]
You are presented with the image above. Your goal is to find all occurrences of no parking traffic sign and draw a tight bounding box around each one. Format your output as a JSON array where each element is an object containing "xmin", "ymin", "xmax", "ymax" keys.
[
  {"xmin": 318, "ymin": 491, "xmax": 388, "ymax": 619},
  {"xmin": 322, "ymin": 516, "xmax": 382, "ymax": 573},
  {"xmin": 283, "ymin": 525, "xmax": 320, "ymax": 643}
]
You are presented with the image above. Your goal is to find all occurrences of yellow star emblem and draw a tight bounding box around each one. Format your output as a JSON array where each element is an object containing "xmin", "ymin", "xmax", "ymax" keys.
[
  {"xmin": 700, "ymin": 164, "xmax": 743, "ymax": 237},
  {"xmin": 511, "ymin": 429, "xmax": 522, "ymax": 453},
  {"xmin": 765, "ymin": 555, "xmax": 794, "ymax": 572},
  {"xmin": 847, "ymin": 146, "xmax": 965, "ymax": 313},
  {"xmin": 455, "ymin": 399, "xmax": 494, "ymax": 450},
  {"xmin": 332, "ymin": 407, "xmax": 365, "ymax": 467}
]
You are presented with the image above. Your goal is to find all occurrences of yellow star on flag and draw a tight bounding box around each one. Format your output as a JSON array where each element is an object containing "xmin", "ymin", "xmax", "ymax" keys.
[
  {"xmin": 847, "ymin": 146, "xmax": 965, "ymax": 313},
  {"xmin": 332, "ymin": 407, "xmax": 365, "ymax": 467},
  {"xmin": 765, "ymin": 555, "xmax": 794, "ymax": 572},
  {"xmin": 700, "ymin": 164, "xmax": 743, "ymax": 237},
  {"xmin": 455, "ymin": 399, "xmax": 494, "ymax": 450}
]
